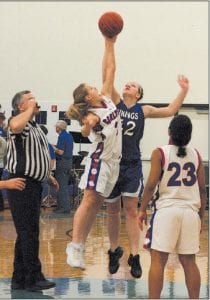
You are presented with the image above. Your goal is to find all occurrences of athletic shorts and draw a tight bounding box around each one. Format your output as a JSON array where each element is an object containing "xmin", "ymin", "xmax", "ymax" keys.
[
  {"xmin": 105, "ymin": 159, "xmax": 144, "ymax": 202},
  {"xmin": 79, "ymin": 157, "xmax": 120, "ymax": 198},
  {"xmin": 151, "ymin": 206, "xmax": 201, "ymax": 254}
]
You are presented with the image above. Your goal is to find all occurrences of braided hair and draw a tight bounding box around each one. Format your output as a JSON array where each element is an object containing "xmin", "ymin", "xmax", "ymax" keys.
[{"xmin": 169, "ymin": 114, "xmax": 192, "ymax": 157}]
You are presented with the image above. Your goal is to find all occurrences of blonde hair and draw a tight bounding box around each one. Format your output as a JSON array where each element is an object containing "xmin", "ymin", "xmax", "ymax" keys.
[{"xmin": 66, "ymin": 83, "xmax": 90, "ymax": 126}]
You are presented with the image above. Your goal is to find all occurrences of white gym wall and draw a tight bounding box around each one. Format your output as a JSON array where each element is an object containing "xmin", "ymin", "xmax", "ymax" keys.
[{"xmin": 0, "ymin": 1, "xmax": 208, "ymax": 169}]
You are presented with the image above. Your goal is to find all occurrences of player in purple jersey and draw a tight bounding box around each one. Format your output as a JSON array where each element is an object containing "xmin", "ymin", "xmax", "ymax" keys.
[{"xmin": 106, "ymin": 76, "xmax": 189, "ymax": 278}]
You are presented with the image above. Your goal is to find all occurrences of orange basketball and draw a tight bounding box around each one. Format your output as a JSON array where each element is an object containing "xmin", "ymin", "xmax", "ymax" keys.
[{"xmin": 98, "ymin": 12, "xmax": 124, "ymax": 38}]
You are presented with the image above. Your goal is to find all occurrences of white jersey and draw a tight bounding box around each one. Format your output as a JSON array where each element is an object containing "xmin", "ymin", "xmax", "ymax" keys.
[
  {"xmin": 156, "ymin": 145, "xmax": 201, "ymax": 211},
  {"xmin": 88, "ymin": 96, "xmax": 122, "ymax": 161}
]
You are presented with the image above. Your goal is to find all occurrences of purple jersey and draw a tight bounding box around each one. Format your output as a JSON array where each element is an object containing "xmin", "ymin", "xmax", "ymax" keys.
[{"xmin": 117, "ymin": 100, "xmax": 145, "ymax": 161}]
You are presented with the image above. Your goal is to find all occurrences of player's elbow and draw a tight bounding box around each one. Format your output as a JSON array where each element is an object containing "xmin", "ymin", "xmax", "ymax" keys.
[
  {"xmin": 166, "ymin": 107, "xmax": 177, "ymax": 117},
  {"xmin": 9, "ymin": 120, "xmax": 22, "ymax": 133},
  {"xmin": 167, "ymin": 103, "xmax": 183, "ymax": 116}
]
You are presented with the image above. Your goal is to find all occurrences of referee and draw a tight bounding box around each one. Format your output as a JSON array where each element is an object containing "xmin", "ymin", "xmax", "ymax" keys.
[{"xmin": 6, "ymin": 90, "xmax": 58, "ymax": 292}]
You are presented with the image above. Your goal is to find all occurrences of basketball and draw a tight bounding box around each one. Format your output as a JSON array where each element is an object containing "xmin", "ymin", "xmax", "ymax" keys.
[{"xmin": 98, "ymin": 12, "xmax": 124, "ymax": 38}]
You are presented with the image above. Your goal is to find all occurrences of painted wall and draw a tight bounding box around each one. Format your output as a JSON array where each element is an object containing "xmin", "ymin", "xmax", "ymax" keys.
[{"xmin": 0, "ymin": 1, "xmax": 208, "ymax": 164}]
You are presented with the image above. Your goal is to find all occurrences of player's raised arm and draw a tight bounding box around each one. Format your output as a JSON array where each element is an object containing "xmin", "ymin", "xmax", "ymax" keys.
[
  {"xmin": 143, "ymin": 75, "xmax": 189, "ymax": 118},
  {"xmin": 99, "ymin": 12, "xmax": 123, "ymax": 104},
  {"xmin": 101, "ymin": 36, "xmax": 117, "ymax": 100}
]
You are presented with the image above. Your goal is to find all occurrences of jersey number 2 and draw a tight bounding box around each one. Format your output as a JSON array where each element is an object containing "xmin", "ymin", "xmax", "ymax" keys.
[
  {"xmin": 124, "ymin": 121, "xmax": 136, "ymax": 136},
  {"xmin": 167, "ymin": 162, "xmax": 197, "ymax": 187}
]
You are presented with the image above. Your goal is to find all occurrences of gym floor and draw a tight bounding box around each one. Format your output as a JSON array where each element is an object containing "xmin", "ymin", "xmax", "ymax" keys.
[{"xmin": 0, "ymin": 207, "xmax": 208, "ymax": 299}]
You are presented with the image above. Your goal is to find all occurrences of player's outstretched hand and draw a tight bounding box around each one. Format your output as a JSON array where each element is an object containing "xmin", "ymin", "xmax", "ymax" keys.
[{"xmin": 177, "ymin": 74, "xmax": 189, "ymax": 90}]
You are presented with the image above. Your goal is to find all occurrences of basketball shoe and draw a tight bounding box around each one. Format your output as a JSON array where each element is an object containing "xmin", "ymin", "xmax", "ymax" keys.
[
  {"xmin": 66, "ymin": 242, "xmax": 85, "ymax": 269},
  {"xmin": 108, "ymin": 246, "xmax": 124, "ymax": 274},
  {"xmin": 128, "ymin": 254, "xmax": 142, "ymax": 278}
]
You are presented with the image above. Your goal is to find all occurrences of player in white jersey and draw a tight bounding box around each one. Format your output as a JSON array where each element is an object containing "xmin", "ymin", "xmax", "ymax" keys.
[
  {"xmin": 79, "ymin": 95, "xmax": 121, "ymax": 197},
  {"xmin": 139, "ymin": 114, "xmax": 207, "ymax": 299},
  {"xmin": 86, "ymin": 95, "xmax": 121, "ymax": 161},
  {"xmin": 156, "ymin": 145, "xmax": 201, "ymax": 211},
  {"xmin": 65, "ymin": 35, "xmax": 122, "ymax": 269}
]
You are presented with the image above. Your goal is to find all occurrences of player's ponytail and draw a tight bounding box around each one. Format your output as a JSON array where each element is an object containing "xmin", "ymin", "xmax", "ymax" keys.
[
  {"xmin": 177, "ymin": 146, "xmax": 186, "ymax": 158},
  {"xmin": 137, "ymin": 85, "xmax": 144, "ymax": 101},
  {"xmin": 136, "ymin": 84, "xmax": 144, "ymax": 101},
  {"xmin": 66, "ymin": 83, "xmax": 90, "ymax": 126},
  {"xmin": 169, "ymin": 114, "xmax": 192, "ymax": 158}
]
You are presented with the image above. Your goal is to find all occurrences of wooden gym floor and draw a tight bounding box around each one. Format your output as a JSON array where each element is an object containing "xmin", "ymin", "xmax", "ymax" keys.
[{"xmin": 0, "ymin": 205, "xmax": 208, "ymax": 299}]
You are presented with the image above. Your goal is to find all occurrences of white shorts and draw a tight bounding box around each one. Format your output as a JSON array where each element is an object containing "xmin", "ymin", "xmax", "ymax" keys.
[
  {"xmin": 79, "ymin": 157, "xmax": 120, "ymax": 198},
  {"xmin": 151, "ymin": 206, "xmax": 201, "ymax": 254}
]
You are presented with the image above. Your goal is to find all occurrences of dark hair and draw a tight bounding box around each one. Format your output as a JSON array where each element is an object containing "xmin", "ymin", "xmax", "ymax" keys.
[
  {"xmin": 66, "ymin": 83, "xmax": 90, "ymax": 126},
  {"xmin": 169, "ymin": 114, "xmax": 192, "ymax": 157},
  {"xmin": 0, "ymin": 112, "xmax": 6, "ymax": 120},
  {"xmin": 11, "ymin": 90, "xmax": 31, "ymax": 115}
]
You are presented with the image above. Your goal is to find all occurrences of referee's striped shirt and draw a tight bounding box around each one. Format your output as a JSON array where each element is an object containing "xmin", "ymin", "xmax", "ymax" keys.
[{"xmin": 6, "ymin": 120, "xmax": 51, "ymax": 182}]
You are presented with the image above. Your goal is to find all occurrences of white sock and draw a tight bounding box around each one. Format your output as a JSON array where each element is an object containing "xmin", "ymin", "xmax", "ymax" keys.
[{"xmin": 71, "ymin": 242, "xmax": 82, "ymax": 249}]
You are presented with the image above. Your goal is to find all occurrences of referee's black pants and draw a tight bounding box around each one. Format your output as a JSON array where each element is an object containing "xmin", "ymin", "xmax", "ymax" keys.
[{"xmin": 8, "ymin": 176, "xmax": 45, "ymax": 287}]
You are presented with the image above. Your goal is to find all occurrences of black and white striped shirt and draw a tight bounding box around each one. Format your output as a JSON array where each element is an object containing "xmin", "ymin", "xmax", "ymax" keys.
[{"xmin": 6, "ymin": 120, "xmax": 51, "ymax": 182}]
